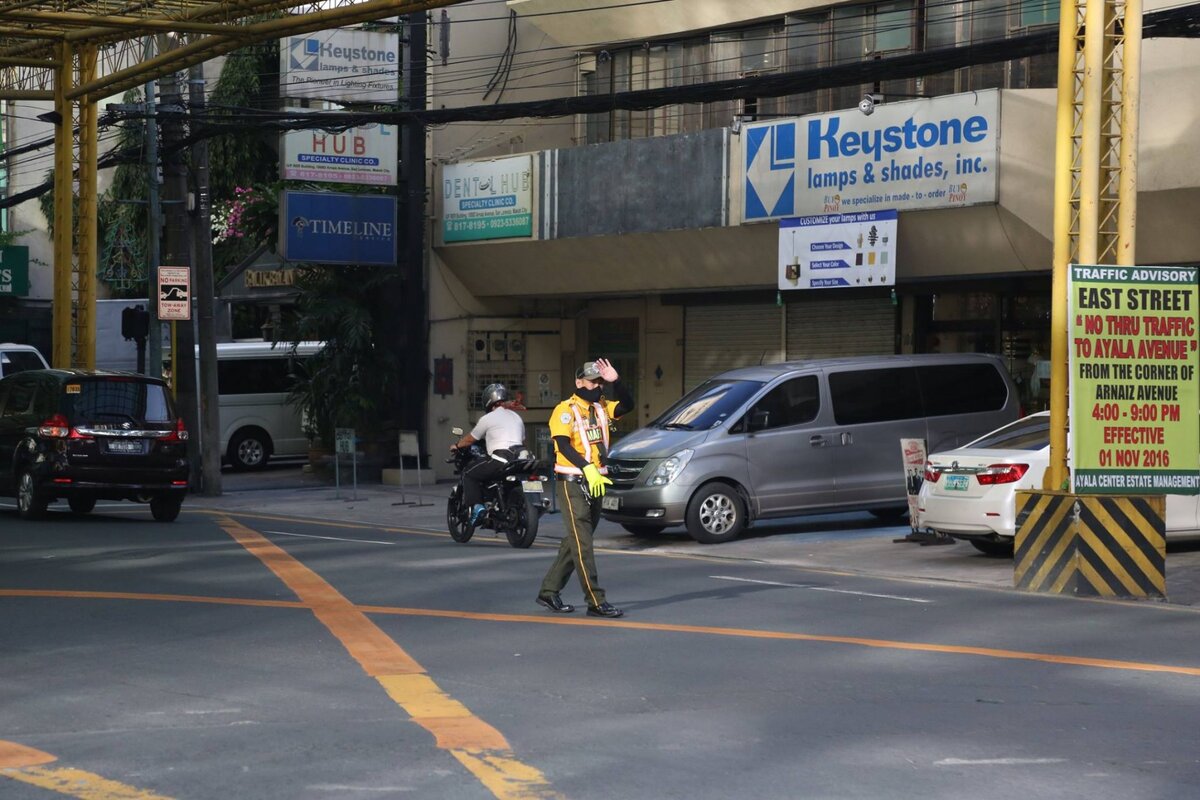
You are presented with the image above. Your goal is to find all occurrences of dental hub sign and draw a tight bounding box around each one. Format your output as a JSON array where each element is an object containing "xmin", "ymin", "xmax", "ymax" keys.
[{"xmin": 743, "ymin": 89, "xmax": 999, "ymax": 220}]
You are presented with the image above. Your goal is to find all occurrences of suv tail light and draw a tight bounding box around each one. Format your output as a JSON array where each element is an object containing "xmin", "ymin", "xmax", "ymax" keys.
[
  {"xmin": 976, "ymin": 463, "xmax": 1030, "ymax": 485},
  {"xmin": 923, "ymin": 461, "xmax": 941, "ymax": 483},
  {"xmin": 161, "ymin": 418, "xmax": 189, "ymax": 442},
  {"xmin": 38, "ymin": 414, "xmax": 93, "ymax": 440}
]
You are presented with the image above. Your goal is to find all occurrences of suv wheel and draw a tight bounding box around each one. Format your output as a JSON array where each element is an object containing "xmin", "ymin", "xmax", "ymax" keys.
[
  {"xmin": 150, "ymin": 495, "xmax": 183, "ymax": 522},
  {"xmin": 68, "ymin": 496, "xmax": 97, "ymax": 514},
  {"xmin": 17, "ymin": 470, "xmax": 48, "ymax": 520},
  {"xmin": 685, "ymin": 483, "xmax": 745, "ymax": 544}
]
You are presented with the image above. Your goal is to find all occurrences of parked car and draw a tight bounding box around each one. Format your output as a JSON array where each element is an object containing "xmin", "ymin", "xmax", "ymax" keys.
[
  {"xmin": 601, "ymin": 354, "xmax": 1021, "ymax": 543},
  {"xmin": 918, "ymin": 411, "xmax": 1200, "ymax": 556},
  {"xmin": 0, "ymin": 343, "xmax": 49, "ymax": 377},
  {"xmin": 0, "ymin": 369, "xmax": 189, "ymax": 521}
]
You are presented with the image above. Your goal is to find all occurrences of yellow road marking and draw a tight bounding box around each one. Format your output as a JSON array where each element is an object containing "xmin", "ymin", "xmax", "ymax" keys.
[
  {"xmin": 1, "ymin": 739, "xmax": 172, "ymax": 799},
  {"xmin": 6, "ymin": 586, "xmax": 1200, "ymax": 678},
  {"xmin": 213, "ymin": 516, "xmax": 560, "ymax": 800}
]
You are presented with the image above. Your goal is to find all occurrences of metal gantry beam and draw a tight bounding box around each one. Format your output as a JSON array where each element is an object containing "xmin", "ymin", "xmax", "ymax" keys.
[{"xmin": 1046, "ymin": 0, "xmax": 1143, "ymax": 489}]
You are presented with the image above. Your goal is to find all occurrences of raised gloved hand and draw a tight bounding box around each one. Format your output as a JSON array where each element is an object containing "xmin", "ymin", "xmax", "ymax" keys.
[{"xmin": 582, "ymin": 464, "xmax": 613, "ymax": 497}]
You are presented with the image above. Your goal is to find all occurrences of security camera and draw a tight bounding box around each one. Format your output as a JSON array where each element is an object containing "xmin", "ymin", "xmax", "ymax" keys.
[{"xmin": 858, "ymin": 94, "xmax": 878, "ymax": 116}]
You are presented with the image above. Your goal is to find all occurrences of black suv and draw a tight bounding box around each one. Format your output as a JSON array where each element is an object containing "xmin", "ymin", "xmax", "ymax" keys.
[{"xmin": 0, "ymin": 369, "xmax": 189, "ymax": 521}]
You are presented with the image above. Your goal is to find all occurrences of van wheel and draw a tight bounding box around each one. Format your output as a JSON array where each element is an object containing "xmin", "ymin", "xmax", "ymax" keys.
[
  {"xmin": 17, "ymin": 469, "xmax": 48, "ymax": 520},
  {"xmin": 970, "ymin": 538, "xmax": 1014, "ymax": 558},
  {"xmin": 228, "ymin": 429, "xmax": 271, "ymax": 471},
  {"xmin": 150, "ymin": 495, "xmax": 183, "ymax": 522},
  {"xmin": 685, "ymin": 483, "xmax": 744, "ymax": 544}
]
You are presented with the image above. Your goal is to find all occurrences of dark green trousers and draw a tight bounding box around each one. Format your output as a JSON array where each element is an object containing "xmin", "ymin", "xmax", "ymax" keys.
[{"xmin": 540, "ymin": 479, "xmax": 607, "ymax": 607}]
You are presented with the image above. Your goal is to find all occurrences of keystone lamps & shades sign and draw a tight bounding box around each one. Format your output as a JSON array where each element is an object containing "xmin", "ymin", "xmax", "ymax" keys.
[
  {"xmin": 280, "ymin": 28, "xmax": 399, "ymax": 104},
  {"xmin": 1068, "ymin": 264, "xmax": 1200, "ymax": 495},
  {"xmin": 743, "ymin": 89, "xmax": 999, "ymax": 220}
]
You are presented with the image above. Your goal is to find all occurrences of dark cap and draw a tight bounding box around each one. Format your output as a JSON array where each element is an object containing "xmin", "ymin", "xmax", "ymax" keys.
[{"xmin": 575, "ymin": 361, "xmax": 602, "ymax": 381}]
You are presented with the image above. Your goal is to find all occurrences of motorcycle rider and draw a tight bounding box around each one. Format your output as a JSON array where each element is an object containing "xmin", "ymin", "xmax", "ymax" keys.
[{"xmin": 451, "ymin": 383, "xmax": 526, "ymax": 526}]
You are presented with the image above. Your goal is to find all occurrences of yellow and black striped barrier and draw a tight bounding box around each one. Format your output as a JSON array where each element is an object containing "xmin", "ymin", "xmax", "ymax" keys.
[{"xmin": 1014, "ymin": 491, "xmax": 1165, "ymax": 599}]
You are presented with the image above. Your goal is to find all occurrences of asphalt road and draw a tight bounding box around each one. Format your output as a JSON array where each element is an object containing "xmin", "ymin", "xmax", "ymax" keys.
[{"xmin": 4, "ymin": 493, "xmax": 1200, "ymax": 799}]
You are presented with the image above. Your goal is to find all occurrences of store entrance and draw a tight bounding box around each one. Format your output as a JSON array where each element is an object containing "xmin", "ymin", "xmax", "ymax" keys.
[
  {"xmin": 912, "ymin": 286, "xmax": 1051, "ymax": 412},
  {"xmin": 588, "ymin": 317, "xmax": 640, "ymax": 437}
]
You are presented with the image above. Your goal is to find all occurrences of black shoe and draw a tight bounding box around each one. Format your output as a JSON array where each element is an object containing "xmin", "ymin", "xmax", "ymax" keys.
[
  {"xmin": 586, "ymin": 602, "xmax": 624, "ymax": 618},
  {"xmin": 536, "ymin": 593, "xmax": 575, "ymax": 613}
]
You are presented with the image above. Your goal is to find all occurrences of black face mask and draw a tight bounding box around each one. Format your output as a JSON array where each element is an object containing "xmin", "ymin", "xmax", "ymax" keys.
[{"xmin": 576, "ymin": 386, "xmax": 603, "ymax": 403}]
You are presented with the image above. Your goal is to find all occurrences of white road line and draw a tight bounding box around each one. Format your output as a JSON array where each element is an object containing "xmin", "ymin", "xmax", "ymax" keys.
[
  {"xmin": 265, "ymin": 530, "xmax": 398, "ymax": 545},
  {"xmin": 710, "ymin": 574, "xmax": 931, "ymax": 604},
  {"xmin": 935, "ymin": 758, "xmax": 1067, "ymax": 766}
]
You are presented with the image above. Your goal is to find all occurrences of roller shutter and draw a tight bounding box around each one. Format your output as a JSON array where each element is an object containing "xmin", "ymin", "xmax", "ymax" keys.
[
  {"xmin": 785, "ymin": 296, "xmax": 895, "ymax": 359},
  {"xmin": 684, "ymin": 303, "xmax": 783, "ymax": 390}
]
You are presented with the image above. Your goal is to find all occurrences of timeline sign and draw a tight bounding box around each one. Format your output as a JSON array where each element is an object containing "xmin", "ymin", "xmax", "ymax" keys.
[{"xmin": 1069, "ymin": 264, "xmax": 1200, "ymax": 495}]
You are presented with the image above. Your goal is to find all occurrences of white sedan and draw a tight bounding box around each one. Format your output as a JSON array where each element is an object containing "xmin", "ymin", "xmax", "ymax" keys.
[{"xmin": 917, "ymin": 412, "xmax": 1200, "ymax": 556}]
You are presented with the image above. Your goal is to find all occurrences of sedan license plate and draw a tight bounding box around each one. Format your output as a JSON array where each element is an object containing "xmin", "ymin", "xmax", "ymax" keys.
[
  {"xmin": 106, "ymin": 439, "xmax": 146, "ymax": 454},
  {"xmin": 945, "ymin": 474, "xmax": 970, "ymax": 491},
  {"xmin": 601, "ymin": 495, "xmax": 620, "ymax": 511},
  {"xmin": 521, "ymin": 480, "xmax": 543, "ymax": 492}
]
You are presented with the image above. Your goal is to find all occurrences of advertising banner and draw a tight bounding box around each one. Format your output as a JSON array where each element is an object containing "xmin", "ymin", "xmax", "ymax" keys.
[
  {"xmin": 743, "ymin": 89, "xmax": 999, "ymax": 221},
  {"xmin": 158, "ymin": 266, "xmax": 191, "ymax": 321},
  {"xmin": 442, "ymin": 155, "xmax": 533, "ymax": 243},
  {"xmin": 280, "ymin": 29, "xmax": 399, "ymax": 103},
  {"xmin": 281, "ymin": 109, "xmax": 397, "ymax": 185},
  {"xmin": 0, "ymin": 245, "xmax": 29, "ymax": 296},
  {"xmin": 1068, "ymin": 264, "xmax": 1200, "ymax": 495},
  {"xmin": 280, "ymin": 191, "xmax": 397, "ymax": 266},
  {"xmin": 778, "ymin": 210, "xmax": 897, "ymax": 289}
]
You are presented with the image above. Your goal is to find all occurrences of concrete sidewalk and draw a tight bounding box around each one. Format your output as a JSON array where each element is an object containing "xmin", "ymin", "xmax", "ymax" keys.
[{"xmin": 188, "ymin": 467, "xmax": 1200, "ymax": 608}]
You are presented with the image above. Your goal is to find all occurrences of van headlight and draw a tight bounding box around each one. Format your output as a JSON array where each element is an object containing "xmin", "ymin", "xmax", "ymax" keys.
[{"xmin": 647, "ymin": 449, "xmax": 694, "ymax": 486}]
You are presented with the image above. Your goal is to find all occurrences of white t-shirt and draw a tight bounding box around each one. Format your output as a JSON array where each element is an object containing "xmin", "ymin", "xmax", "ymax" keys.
[{"xmin": 471, "ymin": 407, "xmax": 525, "ymax": 456}]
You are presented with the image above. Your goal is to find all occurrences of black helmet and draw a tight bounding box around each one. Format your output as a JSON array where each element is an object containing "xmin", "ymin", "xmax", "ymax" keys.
[{"xmin": 481, "ymin": 383, "xmax": 509, "ymax": 410}]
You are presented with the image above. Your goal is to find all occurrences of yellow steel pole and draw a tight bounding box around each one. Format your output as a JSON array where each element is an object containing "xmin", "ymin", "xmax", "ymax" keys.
[
  {"xmin": 1116, "ymin": 0, "xmax": 1142, "ymax": 266},
  {"xmin": 51, "ymin": 41, "xmax": 74, "ymax": 369},
  {"xmin": 1047, "ymin": 0, "xmax": 1081, "ymax": 490},
  {"xmin": 1078, "ymin": 0, "xmax": 1106, "ymax": 267},
  {"xmin": 76, "ymin": 44, "xmax": 98, "ymax": 369}
]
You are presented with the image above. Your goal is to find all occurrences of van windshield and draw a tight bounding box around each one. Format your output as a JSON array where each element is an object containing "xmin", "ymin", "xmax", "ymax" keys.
[{"xmin": 651, "ymin": 379, "xmax": 765, "ymax": 430}]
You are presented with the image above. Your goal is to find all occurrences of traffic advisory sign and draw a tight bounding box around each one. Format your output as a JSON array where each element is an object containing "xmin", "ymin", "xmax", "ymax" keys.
[
  {"xmin": 1069, "ymin": 264, "xmax": 1200, "ymax": 495},
  {"xmin": 157, "ymin": 266, "xmax": 191, "ymax": 321}
]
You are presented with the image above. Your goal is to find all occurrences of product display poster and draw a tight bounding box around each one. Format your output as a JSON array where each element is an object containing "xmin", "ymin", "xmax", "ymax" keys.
[
  {"xmin": 778, "ymin": 210, "xmax": 897, "ymax": 289},
  {"xmin": 1069, "ymin": 264, "xmax": 1200, "ymax": 495}
]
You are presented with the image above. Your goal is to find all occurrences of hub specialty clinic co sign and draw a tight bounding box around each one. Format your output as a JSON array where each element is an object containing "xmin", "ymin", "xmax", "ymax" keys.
[
  {"xmin": 743, "ymin": 89, "xmax": 999, "ymax": 220},
  {"xmin": 1069, "ymin": 264, "xmax": 1200, "ymax": 495}
]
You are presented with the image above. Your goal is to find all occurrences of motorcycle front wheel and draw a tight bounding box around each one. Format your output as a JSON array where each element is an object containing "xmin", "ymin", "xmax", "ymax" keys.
[
  {"xmin": 505, "ymin": 488, "xmax": 539, "ymax": 549},
  {"xmin": 447, "ymin": 487, "xmax": 474, "ymax": 543}
]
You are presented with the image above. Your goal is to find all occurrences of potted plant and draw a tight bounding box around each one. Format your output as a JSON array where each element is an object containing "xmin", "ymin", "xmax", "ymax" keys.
[{"xmin": 284, "ymin": 265, "xmax": 400, "ymax": 479}]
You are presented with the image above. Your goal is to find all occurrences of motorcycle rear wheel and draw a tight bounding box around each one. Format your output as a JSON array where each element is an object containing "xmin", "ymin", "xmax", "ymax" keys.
[
  {"xmin": 505, "ymin": 488, "xmax": 539, "ymax": 549},
  {"xmin": 447, "ymin": 488, "xmax": 474, "ymax": 543}
]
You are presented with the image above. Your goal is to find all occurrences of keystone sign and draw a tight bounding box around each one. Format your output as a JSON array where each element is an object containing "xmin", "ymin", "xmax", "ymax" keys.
[
  {"xmin": 743, "ymin": 89, "xmax": 999, "ymax": 220},
  {"xmin": 280, "ymin": 29, "xmax": 399, "ymax": 104},
  {"xmin": 280, "ymin": 191, "xmax": 398, "ymax": 266},
  {"xmin": 0, "ymin": 245, "xmax": 29, "ymax": 296}
]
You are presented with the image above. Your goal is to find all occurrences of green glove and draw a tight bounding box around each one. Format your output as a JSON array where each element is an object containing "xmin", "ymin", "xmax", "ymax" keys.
[{"xmin": 582, "ymin": 464, "xmax": 613, "ymax": 497}]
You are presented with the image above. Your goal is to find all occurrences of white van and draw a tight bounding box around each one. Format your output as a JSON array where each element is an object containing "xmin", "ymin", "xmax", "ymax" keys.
[
  {"xmin": 0, "ymin": 343, "xmax": 50, "ymax": 377},
  {"xmin": 206, "ymin": 341, "xmax": 322, "ymax": 470}
]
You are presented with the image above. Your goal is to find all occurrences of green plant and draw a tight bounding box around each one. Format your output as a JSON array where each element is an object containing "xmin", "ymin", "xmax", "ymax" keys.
[{"xmin": 283, "ymin": 265, "xmax": 400, "ymax": 447}]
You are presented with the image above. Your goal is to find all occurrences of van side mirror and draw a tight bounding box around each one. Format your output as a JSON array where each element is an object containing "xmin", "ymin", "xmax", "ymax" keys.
[{"xmin": 747, "ymin": 410, "xmax": 770, "ymax": 432}]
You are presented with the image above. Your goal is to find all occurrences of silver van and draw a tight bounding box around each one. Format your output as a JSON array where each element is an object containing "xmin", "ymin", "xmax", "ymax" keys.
[
  {"xmin": 601, "ymin": 354, "xmax": 1021, "ymax": 543},
  {"xmin": 0, "ymin": 343, "xmax": 49, "ymax": 377}
]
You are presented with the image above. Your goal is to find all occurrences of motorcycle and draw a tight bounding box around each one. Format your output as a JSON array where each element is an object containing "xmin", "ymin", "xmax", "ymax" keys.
[{"xmin": 446, "ymin": 428, "xmax": 549, "ymax": 548}]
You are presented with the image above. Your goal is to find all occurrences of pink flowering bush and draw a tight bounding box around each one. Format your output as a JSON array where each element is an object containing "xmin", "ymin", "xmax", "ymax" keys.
[{"xmin": 212, "ymin": 185, "xmax": 278, "ymax": 248}]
